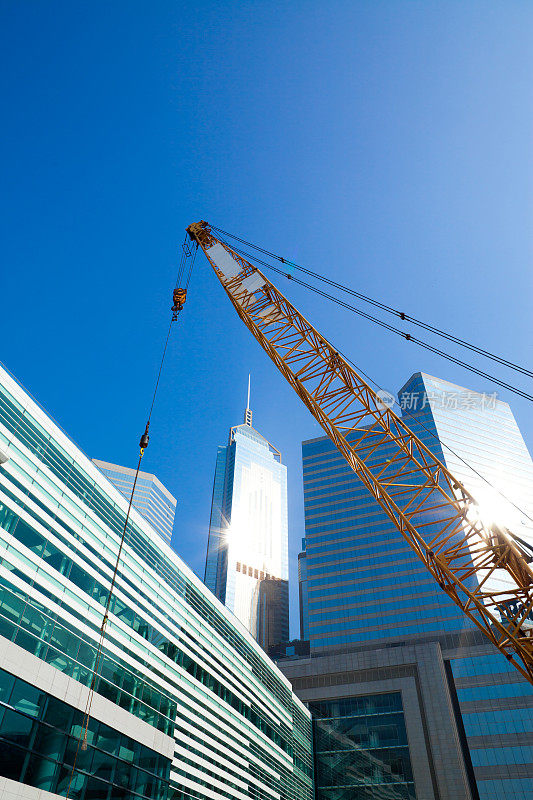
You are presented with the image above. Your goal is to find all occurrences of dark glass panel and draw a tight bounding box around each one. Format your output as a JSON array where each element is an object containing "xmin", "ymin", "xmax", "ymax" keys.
[
  {"xmin": 45, "ymin": 647, "xmax": 72, "ymax": 673},
  {"xmin": 0, "ymin": 739, "xmax": 27, "ymax": 780},
  {"xmin": 19, "ymin": 604, "xmax": 47, "ymax": 636},
  {"xmin": 64, "ymin": 734, "xmax": 93, "ymax": 773},
  {"xmin": 42, "ymin": 545, "xmax": 72, "ymax": 577},
  {"xmin": 13, "ymin": 628, "xmax": 42, "ymax": 656},
  {"xmin": 33, "ymin": 722, "xmax": 66, "ymax": 762},
  {"xmin": 49, "ymin": 624, "xmax": 77, "ymax": 653},
  {"xmin": 91, "ymin": 747, "xmax": 115, "ymax": 783},
  {"xmin": 85, "ymin": 774, "xmax": 111, "ymax": 800},
  {"xmin": 0, "ymin": 615, "xmax": 15, "ymax": 640},
  {"xmin": 137, "ymin": 749, "xmax": 159, "ymax": 774},
  {"xmin": 0, "ymin": 669, "xmax": 15, "ymax": 703},
  {"xmin": 0, "ymin": 587, "xmax": 24, "ymax": 622},
  {"xmin": 69, "ymin": 562, "xmax": 95, "ymax": 595},
  {"xmin": 97, "ymin": 679, "xmax": 120, "ymax": 705},
  {"xmin": 0, "ymin": 708, "xmax": 34, "ymax": 747},
  {"xmin": 0, "ymin": 501, "xmax": 19, "ymax": 534},
  {"xmin": 96, "ymin": 723, "xmax": 121, "ymax": 756},
  {"xmin": 56, "ymin": 764, "xmax": 87, "ymax": 800},
  {"xmin": 77, "ymin": 641, "xmax": 97, "ymax": 671},
  {"xmin": 113, "ymin": 759, "xmax": 135, "ymax": 790},
  {"xmin": 42, "ymin": 695, "xmax": 74, "ymax": 732},
  {"xmin": 23, "ymin": 752, "xmax": 59, "ymax": 791},
  {"xmin": 118, "ymin": 737, "xmax": 135, "ymax": 764},
  {"xmin": 12, "ymin": 518, "xmax": 45, "ymax": 556},
  {"xmin": 9, "ymin": 680, "xmax": 45, "ymax": 718}
]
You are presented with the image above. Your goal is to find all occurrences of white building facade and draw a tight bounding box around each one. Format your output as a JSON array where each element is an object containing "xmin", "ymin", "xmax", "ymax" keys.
[{"xmin": 0, "ymin": 362, "xmax": 313, "ymax": 800}]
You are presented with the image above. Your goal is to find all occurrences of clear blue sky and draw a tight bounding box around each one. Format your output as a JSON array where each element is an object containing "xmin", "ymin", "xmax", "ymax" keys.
[{"xmin": 2, "ymin": 1, "xmax": 532, "ymax": 637}]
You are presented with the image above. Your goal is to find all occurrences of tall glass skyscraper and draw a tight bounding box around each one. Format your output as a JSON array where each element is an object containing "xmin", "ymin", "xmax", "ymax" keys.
[
  {"xmin": 301, "ymin": 372, "xmax": 533, "ymax": 652},
  {"xmin": 0, "ymin": 362, "xmax": 314, "ymax": 800},
  {"xmin": 282, "ymin": 372, "xmax": 533, "ymax": 800},
  {"xmin": 205, "ymin": 388, "xmax": 289, "ymax": 653},
  {"xmin": 92, "ymin": 459, "xmax": 177, "ymax": 545}
]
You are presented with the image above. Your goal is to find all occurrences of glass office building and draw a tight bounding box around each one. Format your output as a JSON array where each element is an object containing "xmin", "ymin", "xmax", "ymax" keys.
[
  {"xmin": 301, "ymin": 372, "xmax": 533, "ymax": 652},
  {"xmin": 0, "ymin": 362, "xmax": 313, "ymax": 800},
  {"xmin": 92, "ymin": 459, "xmax": 176, "ymax": 546},
  {"xmin": 283, "ymin": 372, "xmax": 533, "ymax": 800},
  {"xmin": 205, "ymin": 400, "xmax": 289, "ymax": 653}
]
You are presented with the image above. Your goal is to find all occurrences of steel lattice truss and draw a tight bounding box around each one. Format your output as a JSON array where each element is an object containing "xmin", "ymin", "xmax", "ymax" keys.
[{"xmin": 187, "ymin": 221, "xmax": 533, "ymax": 684}]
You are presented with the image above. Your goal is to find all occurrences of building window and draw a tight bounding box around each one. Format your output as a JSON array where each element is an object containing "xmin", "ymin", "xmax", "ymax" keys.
[{"xmin": 309, "ymin": 692, "xmax": 416, "ymax": 800}]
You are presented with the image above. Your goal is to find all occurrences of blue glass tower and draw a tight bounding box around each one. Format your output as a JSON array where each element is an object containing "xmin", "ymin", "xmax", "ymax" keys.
[
  {"xmin": 205, "ymin": 386, "xmax": 289, "ymax": 653},
  {"xmin": 294, "ymin": 371, "xmax": 533, "ymax": 800},
  {"xmin": 301, "ymin": 372, "xmax": 533, "ymax": 652}
]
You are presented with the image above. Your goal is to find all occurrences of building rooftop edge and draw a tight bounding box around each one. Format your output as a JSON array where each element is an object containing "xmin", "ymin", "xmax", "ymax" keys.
[
  {"xmin": 301, "ymin": 370, "xmax": 512, "ymax": 447},
  {"xmin": 91, "ymin": 458, "xmax": 177, "ymax": 506}
]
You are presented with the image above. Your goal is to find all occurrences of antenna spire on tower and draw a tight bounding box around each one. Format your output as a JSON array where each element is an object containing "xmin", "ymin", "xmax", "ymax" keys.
[{"xmin": 244, "ymin": 374, "xmax": 252, "ymax": 426}]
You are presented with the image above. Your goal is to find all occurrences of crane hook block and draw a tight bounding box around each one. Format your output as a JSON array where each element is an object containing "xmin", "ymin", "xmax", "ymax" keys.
[
  {"xmin": 172, "ymin": 288, "xmax": 187, "ymax": 321},
  {"xmin": 139, "ymin": 423, "xmax": 150, "ymax": 452}
]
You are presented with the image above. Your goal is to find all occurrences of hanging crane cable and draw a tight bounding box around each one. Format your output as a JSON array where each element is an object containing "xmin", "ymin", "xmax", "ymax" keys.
[
  {"xmin": 219, "ymin": 239, "xmax": 533, "ymax": 403},
  {"xmin": 211, "ymin": 224, "xmax": 533, "ymax": 380},
  {"xmin": 65, "ymin": 238, "xmax": 196, "ymax": 800}
]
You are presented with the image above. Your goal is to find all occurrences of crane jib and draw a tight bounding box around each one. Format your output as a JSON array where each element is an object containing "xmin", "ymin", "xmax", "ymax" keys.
[{"xmin": 186, "ymin": 219, "xmax": 533, "ymax": 685}]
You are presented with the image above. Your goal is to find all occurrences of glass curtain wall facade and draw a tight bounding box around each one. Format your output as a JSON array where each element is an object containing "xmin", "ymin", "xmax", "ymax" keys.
[
  {"xmin": 310, "ymin": 693, "xmax": 415, "ymax": 800},
  {"xmin": 0, "ymin": 666, "xmax": 168, "ymax": 797},
  {"xmin": 301, "ymin": 372, "xmax": 533, "ymax": 651},
  {"xmin": 448, "ymin": 649, "xmax": 533, "ymax": 800},
  {"xmin": 295, "ymin": 371, "xmax": 533, "ymax": 800},
  {"xmin": 0, "ymin": 362, "xmax": 313, "ymax": 800},
  {"xmin": 205, "ymin": 414, "xmax": 289, "ymax": 653},
  {"xmin": 92, "ymin": 459, "xmax": 177, "ymax": 546},
  {"xmin": 397, "ymin": 372, "xmax": 533, "ymax": 601}
]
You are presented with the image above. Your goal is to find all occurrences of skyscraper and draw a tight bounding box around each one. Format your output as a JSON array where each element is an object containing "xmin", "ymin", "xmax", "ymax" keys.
[
  {"xmin": 300, "ymin": 372, "xmax": 533, "ymax": 653},
  {"xmin": 205, "ymin": 379, "xmax": 289, "ymax": 653},
  {"xmin": 282, "ymin": 372, "xmax": 533, "ymax": 800},
  {"xmin": 92, "ymin": 458, "xmax": 177, "ymax": 545}
]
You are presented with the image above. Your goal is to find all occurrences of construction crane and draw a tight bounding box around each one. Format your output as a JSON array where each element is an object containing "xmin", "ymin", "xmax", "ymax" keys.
[{"xmin": 186, "ymin": 220, "xmax": 533, "ymax": 684}]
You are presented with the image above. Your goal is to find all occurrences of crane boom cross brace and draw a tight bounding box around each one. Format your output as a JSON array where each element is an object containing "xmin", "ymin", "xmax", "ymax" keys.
[{"xmin": 187, "ymin": 220, "xmax": 533, "ymax": 685}]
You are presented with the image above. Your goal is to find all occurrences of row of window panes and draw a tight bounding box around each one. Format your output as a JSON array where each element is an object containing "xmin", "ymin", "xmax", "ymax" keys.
[
  {"xmin": 476, "ymin": 778, "xmax": 533, "ymax": 800},
  {"xmin": 470, "ymin": 745, "xmax": 533, "ymax": 767},
  {"xmin": 461, "ymin": 708, "xmax": 533, "ymax": 737},
  {"xmin": 0, "ymin": 569, "xmax": 293, "ymax": 755},
  {"xmin": 0, "ymin": 478, "xmax": 293, "ymax": 731},
  {"xmin": 457, "ymin": 683, "xmax": 533, "ymax": 702},
  {"xmin": 310, "ymin": 618, "xmax": 474, "ymax": 648},
  {"xmin": 0, "ymin": 665, "xmax": 170, "ymax": 800}
]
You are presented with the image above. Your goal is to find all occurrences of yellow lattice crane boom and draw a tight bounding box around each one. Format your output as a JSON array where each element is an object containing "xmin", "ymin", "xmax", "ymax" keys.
[{"xmin": 187, "ymin": 220, "xmax": 533, "ymax": 684}]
